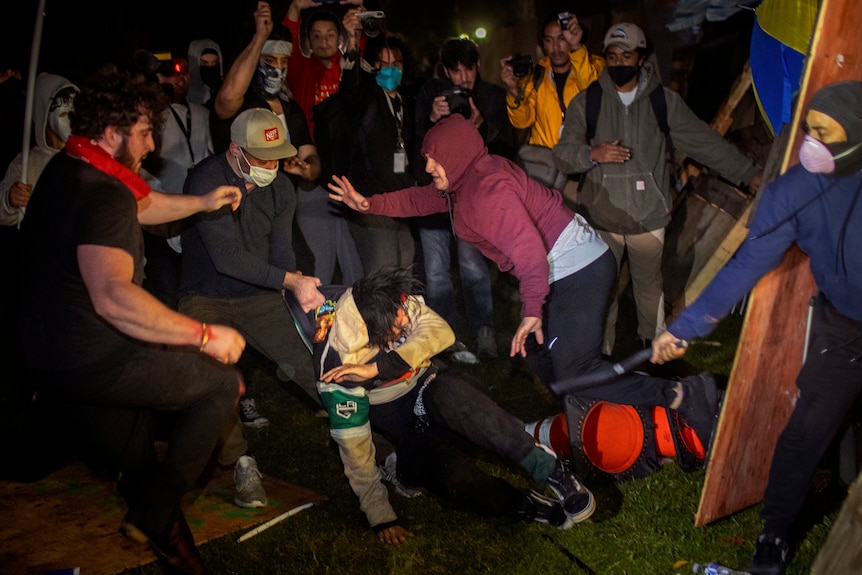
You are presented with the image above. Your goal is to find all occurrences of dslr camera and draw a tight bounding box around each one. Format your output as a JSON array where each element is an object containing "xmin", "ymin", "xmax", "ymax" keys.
[
  {"xmin": 440, "ymin": 86, "xmax": 472, "ymax": 119},
  {"xmin": 505, "ymin": 53, "xmax": 534, "ymax": 78},
  {"xmin": 358, "ymin": 11, "xmax": 386, "ymax": 38}
]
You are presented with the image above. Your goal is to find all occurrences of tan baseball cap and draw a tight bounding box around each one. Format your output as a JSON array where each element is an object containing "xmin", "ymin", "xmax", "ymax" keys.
[
  {"xmin": 603, "ymin": 23, "xmax": 647, "ymax": 52},
  {"xmin": 230, "ymin": 107, "xmax": 297, "ymax": 160}
]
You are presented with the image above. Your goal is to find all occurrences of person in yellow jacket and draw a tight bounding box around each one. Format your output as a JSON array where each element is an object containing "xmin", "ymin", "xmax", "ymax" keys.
[{"xmin": 500, "ymin": 11, "xmax": 604, "ymax": 150}]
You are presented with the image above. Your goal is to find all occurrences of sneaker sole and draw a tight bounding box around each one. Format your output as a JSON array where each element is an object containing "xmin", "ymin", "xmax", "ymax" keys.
[
  {"xmin": 559, "ymin": 492, "xmax": 596, "ymax": 529},
  {"xmin": 234, "ymin": 497, "xmax": 267, "ymax": 508},
  {"xmin": 242, "ymin": 419, "xmax": 270, "ymax": 429}
]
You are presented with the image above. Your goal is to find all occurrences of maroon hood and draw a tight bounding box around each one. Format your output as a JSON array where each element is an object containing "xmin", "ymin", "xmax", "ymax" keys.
[{"xmin": 421, "ymin": 114, "xmax": 487, "ymax": 192}]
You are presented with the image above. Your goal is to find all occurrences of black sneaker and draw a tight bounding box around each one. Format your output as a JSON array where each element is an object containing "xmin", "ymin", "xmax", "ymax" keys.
[
  {"xmin": 677, "ymin": 372, "xmax": 720, "ymax": 454},
  {"xmin": 514, "ymin": 489, "xmax": 569, "ymax": 529},
  {"xmin": 748, "ymin": 532, "xmax": 789, "ymax": 575},
  {"xmin": 239, "ymin": 397, "xmax": 269, "ymax": 428},
  {"xmin": 546, "ymin": 461, "xmax": 596, "ymax": 527}
]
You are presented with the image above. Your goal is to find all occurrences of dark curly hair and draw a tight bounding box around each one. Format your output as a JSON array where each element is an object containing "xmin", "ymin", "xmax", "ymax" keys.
[
  {"xmin": 440, "ymin": 36, "xmax": 480, "ymax": 72},
  {"xmin": 364, "ymin": 32, "xmax": 414, "ymax": 84},
  {"xmin": 352, "ymin": 266, "xmax": 423, "ymax": 347},
  {"xmin": 70, "ymin": 64, "xmax": 169, "ymax": 140}
]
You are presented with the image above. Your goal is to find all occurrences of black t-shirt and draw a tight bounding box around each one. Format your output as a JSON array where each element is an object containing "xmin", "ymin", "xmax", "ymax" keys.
[{"xmin": 18, "ymin": 152, "xmax": 145, "ymax": 370}]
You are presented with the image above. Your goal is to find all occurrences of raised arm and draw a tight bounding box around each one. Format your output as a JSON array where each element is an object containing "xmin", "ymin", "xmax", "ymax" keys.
[{"xmin": 214, "ymin": 1, "xmax": 273, "ymax": 120}]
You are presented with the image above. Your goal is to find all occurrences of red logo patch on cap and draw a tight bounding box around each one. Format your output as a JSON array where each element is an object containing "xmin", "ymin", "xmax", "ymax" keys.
[{"xmin": 263, "ymin": 126, "xmax": 280, "ymax": 143}]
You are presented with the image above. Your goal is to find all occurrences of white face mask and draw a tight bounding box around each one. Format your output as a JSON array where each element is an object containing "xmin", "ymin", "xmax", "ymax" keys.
[
  {"xmin": 48, "ymin": 101, "xmax": 74, "ymax": 143},
  {"xmin": 238, "ymin": 148, "xmax": 278, "ymax": 187}
]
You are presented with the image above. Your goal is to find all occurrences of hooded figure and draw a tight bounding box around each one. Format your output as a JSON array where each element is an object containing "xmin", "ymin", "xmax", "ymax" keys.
[
  {"xmin": 187, "ymin": 38, "xmax": 223, "ymax": 107},
  {"xmin": 0, "ymin": 72, "xmax": 77, "ymax": 226}
]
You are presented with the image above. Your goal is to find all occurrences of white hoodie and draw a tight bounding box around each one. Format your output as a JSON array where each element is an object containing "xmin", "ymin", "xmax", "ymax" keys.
[{"xmin": 0, "ymin": 73, "xmax": 77, "ymax": 227}]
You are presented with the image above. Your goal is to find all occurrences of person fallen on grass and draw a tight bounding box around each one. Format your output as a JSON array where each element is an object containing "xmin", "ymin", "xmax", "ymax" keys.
[
  {"xmin": 327, "ymin": 114, "xmax": 721, "ymax": 455},
  {"xmin": 300, "ymin": 266, "xmax": 595, "ymax": 545},
  {"xmin": 652, "ymin": 80, "xmax": 862, "ymax": 575}
]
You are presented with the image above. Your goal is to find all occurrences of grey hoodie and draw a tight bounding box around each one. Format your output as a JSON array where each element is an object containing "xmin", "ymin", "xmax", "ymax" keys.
[
  {"xmin": 187, "ymin": 38, "xmax": 223, "ymax": 106},
  {"xmin": 0, "ymin": 72, "xmax": 77, "ymax": 227}
]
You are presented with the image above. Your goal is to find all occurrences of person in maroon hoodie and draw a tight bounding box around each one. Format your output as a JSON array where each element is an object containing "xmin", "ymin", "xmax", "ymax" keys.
[{"xmin": 327, "ymin": 114, "xmax": 720, "ymax": 452}]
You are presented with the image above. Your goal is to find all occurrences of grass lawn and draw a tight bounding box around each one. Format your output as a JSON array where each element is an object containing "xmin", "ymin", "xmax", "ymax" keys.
[
  {"xmin": 114, "ymin": 276, "xmax": 843, "ymax": 575},
  {"xmin": 0, "ymin": 270, "xmax": 843, "ymax": 575}
]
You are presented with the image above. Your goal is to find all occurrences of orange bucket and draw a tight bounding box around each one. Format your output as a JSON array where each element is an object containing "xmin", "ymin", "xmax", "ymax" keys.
[
  {"xmin": 581, "ymin": 402, "xmax": 645, "ymax": 475},
  {"xmin": 651, "ymin": 407, "xmax": 706, "ymax": 460}
]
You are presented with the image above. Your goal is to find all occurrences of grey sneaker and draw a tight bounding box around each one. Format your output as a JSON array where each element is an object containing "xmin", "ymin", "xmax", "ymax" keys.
[
  {"xmin": 477, "ymin": 326, "xmax": 498, "ymax": 358},
  {"xmin": 448, "ymin": 341, "xmax": 479, "ymax": 365},
  {"xmin": 234, "ymin": 455, "xmax": 267, "ymax": 508},
  {"xmin": 379, "ymin": 452, "xmax": 423, "ymax": 498},
  {"xmin": 546, "ymin": 461, "xmax": 596, "ymax": 528},
  {"xmin": 239, "ymin": 397, "xmax": 269, "ymax": 429}
]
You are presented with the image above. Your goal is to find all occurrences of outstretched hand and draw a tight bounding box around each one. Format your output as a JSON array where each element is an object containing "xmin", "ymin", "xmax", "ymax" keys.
[
  {"xmin": 511, "ymin": 316, "xmax": 543, "ymax": 358},
  {"xmin": 203, "ymin": 185, "xmax": 242, "ymax": 212},
  {"xmin": 328, "ymin": 175, "xmax": 370, "ymax": 212},
  {"xmin": 377, "ymin": 525, "xmax": 414, "ymax": 546}
]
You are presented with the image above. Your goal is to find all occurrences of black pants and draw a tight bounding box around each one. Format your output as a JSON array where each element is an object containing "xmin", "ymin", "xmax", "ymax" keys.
[
  {"xmin": 370, "ymin": 370, "xmax": 535, "ymax": 516},
  {"xmin": 30, "ymin": 343, "xmax": 238, "ymax": 534},
  {"xmin": 762, "ymin": 296, "xmax": 862, "ymax": 537},
  {"xmin": 543, "ymin": 249, "xmax": 678, "ymax": 406}
]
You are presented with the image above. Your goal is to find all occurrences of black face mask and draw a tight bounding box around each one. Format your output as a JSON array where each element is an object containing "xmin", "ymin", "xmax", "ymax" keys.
[
  {"xmin": 200, "ymin": 66, "xmax": 221, "ymax": 89},
  {"xmin": 607, "ymin": 65, "xmax": 639, "ymax": 87}
]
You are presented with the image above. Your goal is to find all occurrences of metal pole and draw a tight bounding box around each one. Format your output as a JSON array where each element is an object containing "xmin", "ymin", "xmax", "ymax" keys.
[{"xmin": 21, "ymin": 0, "xmax": 48, "ymax": 185}]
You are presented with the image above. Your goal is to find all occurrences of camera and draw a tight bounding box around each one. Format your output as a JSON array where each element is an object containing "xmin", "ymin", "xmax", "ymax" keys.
[
  {"xmin": 505, "ymin": 53, "xmax": 534, "ymax": 78},
  {"xmin": 558, "ymin": 11, "xmax": 572, "ymax": 30},
  {"xmin": 440, "ymin": 86, "xmax": 472, "ymax": 119},
  {"xmin": 358, "ymin": 10, "xmax": 386, "ymax": 38}
]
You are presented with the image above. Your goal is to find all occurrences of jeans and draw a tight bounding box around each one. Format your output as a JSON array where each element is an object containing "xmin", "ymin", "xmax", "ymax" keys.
[
  {"xmin": 31, "ymin": 343, "xmax": 239, "ymax": 533},
  {"xmin": 420, "ymin": 226, "xmax": 493, "ymax": 337}
]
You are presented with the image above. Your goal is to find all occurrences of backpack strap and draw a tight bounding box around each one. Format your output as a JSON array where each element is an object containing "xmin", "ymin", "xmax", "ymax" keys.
[
  {"xmin": 648, "ymin": 85, "xmax": 679, "ymax": 190},
  {"xmin": 583, "ymin": 80, "xmax": 602, "ymax": 143},
  {"xmin": 531, "ymin": 63, "xmax": 546, "ymax": 93}
]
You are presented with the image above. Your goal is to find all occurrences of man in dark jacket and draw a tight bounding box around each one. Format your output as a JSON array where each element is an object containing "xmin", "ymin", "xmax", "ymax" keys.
[{"xmin": 652, "ymin": 80, "xmax": 862, "ymax": 575}]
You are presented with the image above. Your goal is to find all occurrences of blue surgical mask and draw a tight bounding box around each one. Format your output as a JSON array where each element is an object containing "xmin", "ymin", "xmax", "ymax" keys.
[
  {"xmin": 254, "ymin": 61, "xmax": 287, "ymax": 99},
  {"xmin": 375, "ymin": 66, "xmax": 403, "ymax": 92}
]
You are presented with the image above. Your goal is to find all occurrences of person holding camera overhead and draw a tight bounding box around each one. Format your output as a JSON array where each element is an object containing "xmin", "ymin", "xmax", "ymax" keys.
[
  {"xmin": 413, "ymin": 36, "xmax": 515, "ymax": 363},
  {"xmin": 501, "ymin": 11, "xmax": 604, "ymax": 192}
]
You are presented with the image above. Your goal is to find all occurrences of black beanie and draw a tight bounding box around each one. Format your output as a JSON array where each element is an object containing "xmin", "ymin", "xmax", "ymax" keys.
[{"xmin": 808, "ymin": 80, "xmax": 862, "ymax": 144}]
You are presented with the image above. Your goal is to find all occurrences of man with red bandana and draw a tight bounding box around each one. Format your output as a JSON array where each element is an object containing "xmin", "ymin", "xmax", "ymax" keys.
[{"xmin": 18, "ymin": 67, "xmax": 245, "ymax": 575}]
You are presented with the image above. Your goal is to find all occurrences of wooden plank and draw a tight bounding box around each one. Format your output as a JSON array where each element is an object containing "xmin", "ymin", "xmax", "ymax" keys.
[
  {"xmin": 695, "ymin": 0, "xmax": 862, "ymax": 526},
  {"xmin": 0, "ymin": 460, "xmax": 325, "ymax": 575}
]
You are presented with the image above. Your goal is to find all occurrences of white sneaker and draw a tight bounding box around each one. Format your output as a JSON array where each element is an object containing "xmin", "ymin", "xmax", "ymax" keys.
[{"xmin": 234, "ymin": 455, "xmax": 267, "ymax": 508}]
